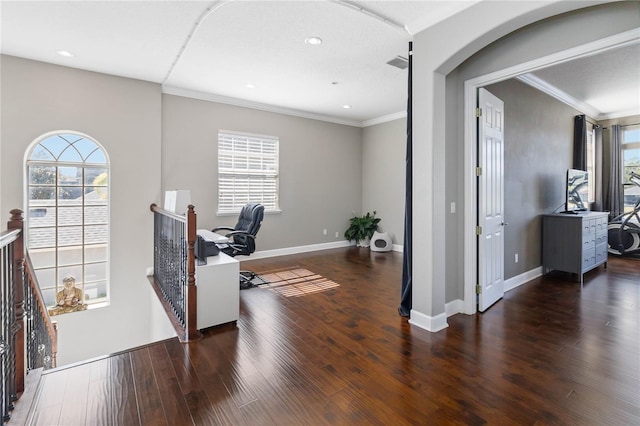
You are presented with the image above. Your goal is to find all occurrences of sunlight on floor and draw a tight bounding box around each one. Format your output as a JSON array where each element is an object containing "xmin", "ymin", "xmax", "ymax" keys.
[{"xmin": 257, "ymin": 268, "xmax": 340, "ymax": 297}]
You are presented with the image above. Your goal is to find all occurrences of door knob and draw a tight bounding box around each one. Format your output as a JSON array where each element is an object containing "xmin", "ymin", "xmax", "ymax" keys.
[{"xmin": 501, "ymin": 222, "xmax": 509, "ymax": 226}]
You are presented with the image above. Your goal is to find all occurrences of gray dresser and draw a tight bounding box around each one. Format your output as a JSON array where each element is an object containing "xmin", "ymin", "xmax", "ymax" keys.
[{"xmin": 542, "ymin": 211, "xmax": 608, "ymax": 287}]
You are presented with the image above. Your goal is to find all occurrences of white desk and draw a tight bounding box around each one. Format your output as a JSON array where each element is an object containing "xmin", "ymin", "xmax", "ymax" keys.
[
  {"xmin": 196, "ymin": 252, "xmax": 239, "ymax": 329},
  {"xmin": 197, "ymin": 229, "xmax": 230, "ymax": 243}
]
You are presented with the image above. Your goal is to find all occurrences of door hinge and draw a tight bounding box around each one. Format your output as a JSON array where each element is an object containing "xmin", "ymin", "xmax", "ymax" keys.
[
  {"xmin": 476, "ymin": 166, "xmax": 482, "ymax": 176},
  {"xmin": 476, "ymin": 107, "xmax": 482, "ymax": 117},
  {"xmin": 476, "ymin": 285, "xmax": 482, "ymax": 294},
  {"xmin": 476, "ymin": 226, "xmax": 482, "ymax": 235}
]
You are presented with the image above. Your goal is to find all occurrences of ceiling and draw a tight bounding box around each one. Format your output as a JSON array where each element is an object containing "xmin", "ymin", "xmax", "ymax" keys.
[
  {"xmin": 1, "ymin": 1, "xmax": 639, "ymax": 126},
  {"xmin": 523, "ymin": 41, "xmax": 640, "ymax": 120}
]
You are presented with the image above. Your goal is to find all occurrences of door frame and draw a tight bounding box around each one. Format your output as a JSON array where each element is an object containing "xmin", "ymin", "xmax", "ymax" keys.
[{"xmin": 461, "ymin": 29, "xmax": 640, "ymax": 315}]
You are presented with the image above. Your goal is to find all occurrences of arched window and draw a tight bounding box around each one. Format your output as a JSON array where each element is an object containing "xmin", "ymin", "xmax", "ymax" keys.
[{"xmin": 25, "ymin": 132, "xmax": 109, "ymax": 311}]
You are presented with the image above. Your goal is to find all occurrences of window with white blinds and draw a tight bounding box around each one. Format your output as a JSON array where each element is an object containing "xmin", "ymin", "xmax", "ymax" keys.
[{"xmin": 218, "ymin": 131, "xmax": 279, "ymax": 213}]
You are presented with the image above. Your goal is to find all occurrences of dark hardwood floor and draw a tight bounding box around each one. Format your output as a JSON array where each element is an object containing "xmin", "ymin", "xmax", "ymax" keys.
[{"xmin": 19, "ymin": 248, "xmax": 640, "ymax": 425}]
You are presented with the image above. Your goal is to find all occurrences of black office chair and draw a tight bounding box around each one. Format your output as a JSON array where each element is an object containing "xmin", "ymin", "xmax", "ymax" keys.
[{"xmin": 213, "ymin": 203, "xmax": 264, "ymax": 288}]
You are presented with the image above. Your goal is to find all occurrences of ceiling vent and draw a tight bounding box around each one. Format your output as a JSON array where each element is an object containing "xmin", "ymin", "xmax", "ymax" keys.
[{"xmin": 386, "ymin": 55, "xmax": 408, "ymax": 70}]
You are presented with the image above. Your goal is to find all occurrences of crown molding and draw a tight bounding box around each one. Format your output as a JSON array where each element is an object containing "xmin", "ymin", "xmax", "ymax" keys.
[
  {"xmin": 162, "ymin": 85, "xmax": 364, "ymax": 128},
  {"xmin": 362, "ymin": 111, "xmax": 407, "ymax": 127},
  {"xmin": 516, "ymin": 73, "xmax": 602, "ymax": 119}
]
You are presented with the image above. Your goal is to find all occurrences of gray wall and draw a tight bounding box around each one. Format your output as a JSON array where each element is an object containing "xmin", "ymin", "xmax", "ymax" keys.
[
  {"xmin": 161, "ymin": 94, "xmax": 363, "ymax": 251},
  {"xmin": 443, "ymin": 2, "xmax": 640, "ymax": 302},
  {"xmin": 484, "ymin": 79, "xmax": 581, "ymax": 279},
  {"xmin": 362, "ymin": 118, "xmax": 406, "ymax": 245},
  {"xmin": 0, "ymin": 55, "xmax": 173, "ymax": 364},
  {"xmin": 411, "ymin": 0, "xmax": 639, "ymax": 321}
]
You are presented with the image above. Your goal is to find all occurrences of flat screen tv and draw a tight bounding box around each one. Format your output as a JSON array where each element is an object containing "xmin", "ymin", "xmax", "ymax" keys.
[{"xmin": 566, "ymin": 168, "xmax": 589, "ymax": 212}]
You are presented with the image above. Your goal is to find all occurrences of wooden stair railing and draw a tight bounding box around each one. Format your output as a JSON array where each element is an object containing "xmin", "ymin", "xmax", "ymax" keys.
[
  {"xmin": 1, "ymin": 209, "xmax": 58, "ymax": 423},
  {"xmin": 24, "ymin": 255, "xmax": 58, "ymax": 371},
  {"xmin": 149, "ymin": 204, "xmax": 201, "ymax": 342}
]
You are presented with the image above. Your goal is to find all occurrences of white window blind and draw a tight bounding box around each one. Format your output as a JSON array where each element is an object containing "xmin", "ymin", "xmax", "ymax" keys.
[{"xmin": 218, "ymin": 131, "xmax": 279, "ymax": 213}]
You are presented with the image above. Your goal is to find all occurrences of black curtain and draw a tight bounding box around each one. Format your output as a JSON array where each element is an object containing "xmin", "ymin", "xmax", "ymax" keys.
[
  {"xmin": 399, "ymin": 42, "xmax": 412, "ymax": 317},
  {"xmin": 573, "ymin": 114, "xmax": 587, "ymax": 170}
]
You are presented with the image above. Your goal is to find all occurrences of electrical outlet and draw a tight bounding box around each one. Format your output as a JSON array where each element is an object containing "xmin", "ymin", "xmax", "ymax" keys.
[
  {"xmin": 335, "ymin": 232, "xmax": 339, "ymax": 238},
  {"xmin": 515, "ymin": 253, "xmax": 519, "ymax": 263},
  {"xmin": 450, "ymin": 202, "xmax": 456, "ymax": 214},
  {"xmin": 323, "ymin": 229, "xmax": 327, "ymax": 235}
]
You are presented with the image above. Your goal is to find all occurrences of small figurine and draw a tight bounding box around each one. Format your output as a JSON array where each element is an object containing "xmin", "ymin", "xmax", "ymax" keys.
[{"xmin": 49, "ymin": 275, "xmax": 87, "ymax": 316}]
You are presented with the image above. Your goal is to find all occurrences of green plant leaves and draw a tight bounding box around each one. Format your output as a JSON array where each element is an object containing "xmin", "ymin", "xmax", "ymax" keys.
[{"xmin": 344, "ymin": 211, "xmax": 381, "ymax": 242}]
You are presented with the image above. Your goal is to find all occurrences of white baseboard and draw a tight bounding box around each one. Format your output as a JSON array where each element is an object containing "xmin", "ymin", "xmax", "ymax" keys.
[
  {"xmin": 246, "ymin": 240, "xmax": 353, "ymax": 260},
  {"xmin": 392, "ymin": 244, "xmax": 403, "ymax": 253},
  {"xmin": 409, "ymin": 309, "xmax": 449, "ymax": 332},
  {"xmin": 505, "ymin": 266, "xmax": 543, "ymax": 292},
  {"xmin": 445, "ymin": 299, "xmax": 464, "ymax": 317}
]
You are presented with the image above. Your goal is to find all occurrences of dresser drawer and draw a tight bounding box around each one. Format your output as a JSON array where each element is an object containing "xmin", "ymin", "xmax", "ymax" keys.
[
  {"xmin": 595, "ymin": 243, "xmax": 608, "ymax": 265},
  {"xmin": 595, "ymin": 216, "xmax": 608, "ymax": 233},
  {"xmin": 582, "ymin": 248, "xmax": 596, "ymax": 270},
  {"xmin": 583, "ymin": 233, "xmax": 596, "ymax": 251},
  {"xmin": 583, "ymin": 219, "xmax": 595, "ymax": 236}
]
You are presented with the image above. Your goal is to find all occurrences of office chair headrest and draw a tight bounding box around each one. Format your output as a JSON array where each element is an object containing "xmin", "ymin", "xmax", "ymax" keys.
[{"xmin": 236, "ymin": 203, "xmax": 264, "ymax": 236}]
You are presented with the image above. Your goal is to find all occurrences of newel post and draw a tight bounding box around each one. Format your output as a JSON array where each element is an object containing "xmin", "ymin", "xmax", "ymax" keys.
[
  {"xmin": 7, "ymin": 209, "xmax": 25, "ymax": 396},
  {"xmin": 185, "ymin": 205, "xmax": 201, "ymax": 341}
]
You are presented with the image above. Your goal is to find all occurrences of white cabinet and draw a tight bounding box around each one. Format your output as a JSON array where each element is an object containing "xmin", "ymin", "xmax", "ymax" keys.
[
  {"xmin": 542, "ymin": 211, "xmax": 608, "ymax": 287},
  {"xmin": 196, "ymin": 252, "xmax": 239, "ymax": 329}
]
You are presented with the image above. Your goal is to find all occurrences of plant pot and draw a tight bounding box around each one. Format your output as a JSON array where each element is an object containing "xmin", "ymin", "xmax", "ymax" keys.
[{"xmin": 357, "ymin": 237, "xmax": 370, "ymax": 248}]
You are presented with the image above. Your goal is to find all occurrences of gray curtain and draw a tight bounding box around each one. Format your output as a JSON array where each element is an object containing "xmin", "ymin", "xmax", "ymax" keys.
[
  {"xmin": 593, "ymin": 125, "xmax": 603, "ymax": 211},
  {"xmin": 604, "ymin": 124, "xmax": 624, "ymax": 218}
]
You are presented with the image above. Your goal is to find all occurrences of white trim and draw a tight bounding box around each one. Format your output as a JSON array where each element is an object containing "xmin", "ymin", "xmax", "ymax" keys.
[
  {"xmin": 392, "ymin": 243, "xmax": 404, "ymax": 253},
  {"xmin": 463, "ymin": 28, "xmax": 640, "ymax": 318},
  {"xmin": 504, "ymin": 267, "xmax": 543, "ymax": 292},
  {"xmin": 238, "ymin": 240, "xmax": 353, "ymax": 260},
  {"xmin": 463, "ymin": 78, "xmax": 478, "ymax": 316},
  {"xmin": 517, "ymin": 73, "xmax": 601, "ymax": 119},
  {"xmin": 445, "ymin": 299, "xmax": 464, "ymax": 317},
  {"xmin": 362, "ymin": 111, "xmax": 407, "ymax": 127},
  {"xmin": 235, "ymin": 240, "xmax": 403, "ymax": 260},
  {"xmin": 517, "ymin": 73, "xmax": 640, "ymax": 121},
  {"xmin": 162, "ymin": 85, "xmax": 363, "ymax": 128},
  {"xmin": 332, "ymin": 0, "xmax": 410, "ymax": 37},
  {"xmin": 408, "ymin": 310, "xmax": 448, "ymax": 332}
]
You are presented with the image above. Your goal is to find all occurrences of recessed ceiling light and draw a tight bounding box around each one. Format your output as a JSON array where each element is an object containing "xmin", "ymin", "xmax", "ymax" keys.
[
  {"xmin": 56, "ymin": 50, "xmax": 74, "ymax": 57},
  {"xmin": 343, "ymin": 104, "xmax": 352, "ymax": 109},
  {"xmin": 245, "ymin": 83, "xmax": 255, "ymax": 89},
  {"xmin": 305, "ymin": 37, "xmax": 323, "ymax": 46},
  {"xmin": 331, "ymin": 81, "xmax": 339, "ymax": 85}
]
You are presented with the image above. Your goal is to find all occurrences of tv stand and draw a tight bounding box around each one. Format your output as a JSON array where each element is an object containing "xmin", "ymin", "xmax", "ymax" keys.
[{"xmin": 542, "ymin": 211, "xmax": 608, "ymax": 287}]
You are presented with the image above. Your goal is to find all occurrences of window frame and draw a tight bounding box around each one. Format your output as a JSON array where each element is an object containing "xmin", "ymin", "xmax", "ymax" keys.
[
  {"xmin": 621, "ymin": 124, "xmax": 640, "ymax": 214},
  {"xmin": 217, "ymin": 130, "xmax": 280, "ymax": 215},
  {"xmin": 24, "ymin": 131, "xmax": 110, "ymax": 311}
]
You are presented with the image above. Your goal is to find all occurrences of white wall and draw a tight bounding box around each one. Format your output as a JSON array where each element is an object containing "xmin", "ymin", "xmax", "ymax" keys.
[
  {"xmin": 410, "ymin": 0, "xmax": 636, "ymax": 329},
  {"xmin": 362, "ymin": 119, "xmax": 406, "ymax": 246},
  {"xmin": 0, "ymin": 55, "xmax": 175, "ymax": 365},
  {"xmin": 161, "ymin": 94, "xmax": 363, "ymax": 251}
]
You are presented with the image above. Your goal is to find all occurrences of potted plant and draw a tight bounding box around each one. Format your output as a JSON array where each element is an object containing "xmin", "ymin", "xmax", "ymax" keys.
[{"xmin": 344, "ymin": 211, "xmax": 381, "ymax": 247}]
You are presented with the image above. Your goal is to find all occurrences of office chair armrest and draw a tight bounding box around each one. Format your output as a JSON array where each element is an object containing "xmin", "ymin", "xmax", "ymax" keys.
[
  {"xmin": 212, "ymin": 226, "xmax": 235, "ymax": 235},
  {"xmin": 225, "ymin": 231, "xmax": 256, "ymax": 240}
]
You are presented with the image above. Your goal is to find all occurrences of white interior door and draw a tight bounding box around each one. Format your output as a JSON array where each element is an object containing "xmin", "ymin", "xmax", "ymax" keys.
[{"xmin": 478, "ymin": 88, "xmax": 505, "ymax": 312}]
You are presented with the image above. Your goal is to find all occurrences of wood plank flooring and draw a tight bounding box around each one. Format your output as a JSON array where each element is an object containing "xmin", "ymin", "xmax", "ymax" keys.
[{"xmin": 17, "ymin": 248, "xmax": 640, "ymax": 425}]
